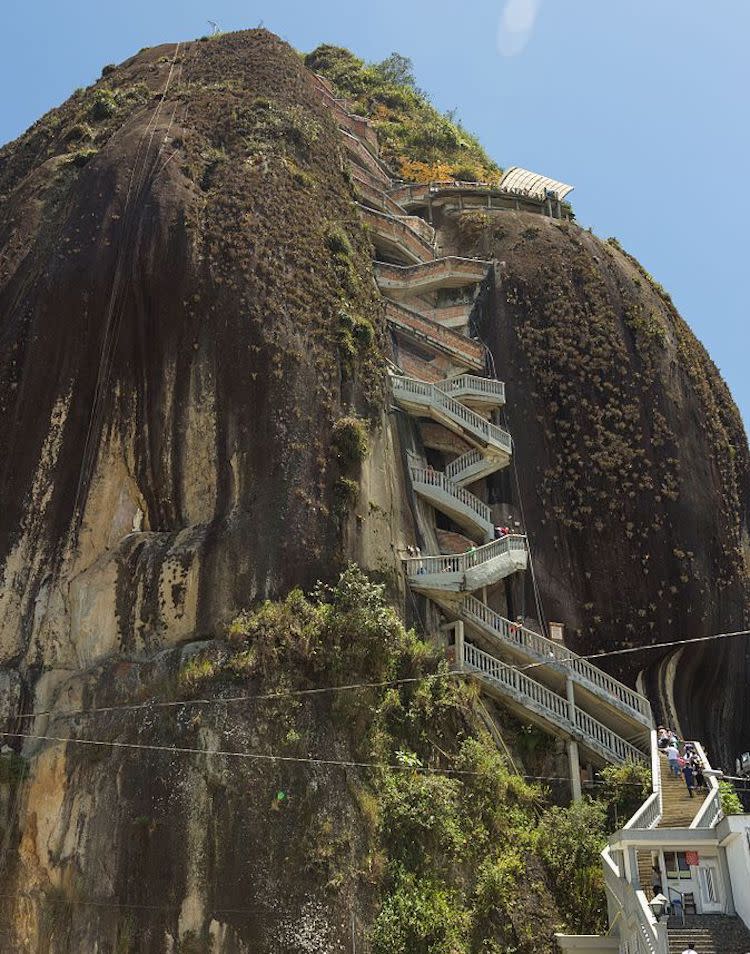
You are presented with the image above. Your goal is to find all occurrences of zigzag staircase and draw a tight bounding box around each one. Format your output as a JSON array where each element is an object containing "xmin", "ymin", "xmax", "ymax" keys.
[
  {"xmin": 313, "ymin": 65, "xmax": 750, "ymax": 954},
  {"xmin": 313, "ymin": 68, "xmax": 653, "ymax": 785}
]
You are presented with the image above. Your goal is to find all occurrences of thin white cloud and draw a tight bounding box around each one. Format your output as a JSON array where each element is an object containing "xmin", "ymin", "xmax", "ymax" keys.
[{"xmin": 497, "ymin": 0, "xmax": 543, "ymax": 57}]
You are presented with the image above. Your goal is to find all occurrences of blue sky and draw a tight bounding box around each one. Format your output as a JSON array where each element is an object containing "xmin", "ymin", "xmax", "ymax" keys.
[{"xmin": 2, "ymin": 0, "xmax": 748, "ymax": 429}]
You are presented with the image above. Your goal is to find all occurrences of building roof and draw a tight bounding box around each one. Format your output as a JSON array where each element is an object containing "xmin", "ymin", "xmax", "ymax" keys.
[{"xmin": 499, "ymin": 166, "xmax": 574, "ymax": 201}]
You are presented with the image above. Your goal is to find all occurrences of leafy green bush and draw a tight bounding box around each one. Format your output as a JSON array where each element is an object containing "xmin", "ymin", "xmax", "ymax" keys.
[
  {"xmin": 370, "ymin": 867, "xmax": 469, "ymax": 954},
  {"xmin": 305, "ymin": 45, "xmax": 500, "ymax": 182},
  {"xmin": 177, "ymin": 655, "xmax": 217, "ymax": 695},
  {"xmin": 64, "ymin": 122, "xmax": 94, "ymax": 143},
  {"xmin": 598, "ymin": 759, "xmax": 652, "ymax": 825},
  {"xmin": 88, "ymin": 89, "xmax": 118, "ymax": 121},
  {"xmin": 325, "ymin": 224, "xmax": 353, "ymax": 258},
  {"xmin": 377, "ymin": 769, "xmax": 465, "ymax": 869},
  {"xmin": 536, "ymin": 798, "xmax": 608, "ymax": 933},
  {"xmin": 66, "ymin": 148, "xmax": 98, "ymax": 168},
  {"xmin": 332, "ymin": 415, "xmax": 369, "ymax": 467},
  {"xmin": 719, "ymin": 780, "xmax": 743, "ymax": 815},
  {"xmin": 334, "ymin": 475, "xmax": 359, "ymax": 511}
]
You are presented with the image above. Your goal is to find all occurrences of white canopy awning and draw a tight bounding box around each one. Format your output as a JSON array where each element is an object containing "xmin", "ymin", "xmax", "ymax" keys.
[{"xmin": 498, "ymin": 166, "xmax": 574, "ymax": 201}]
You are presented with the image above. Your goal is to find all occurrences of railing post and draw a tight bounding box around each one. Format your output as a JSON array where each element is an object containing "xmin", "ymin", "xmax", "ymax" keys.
[
  {"xmin": 565, "ymin": 675, "xmax": 576, "ymax": 724},
  {"xmin": 568, "ymin": 739, "xmax": 582, "ymax": 802},
  {"xmin": 455, "ymin": 620, "xmax": 465, "ymax": 671}
]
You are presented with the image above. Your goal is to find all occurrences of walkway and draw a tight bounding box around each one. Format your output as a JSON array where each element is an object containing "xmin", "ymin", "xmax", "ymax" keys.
[
  {"xmin": 459, "ymin": 596, "xmax": 652, "ymax": 739},
  {"xmin": 405, "ymin": 534, "xmax": 528, "ymax": 595},
  {"xmin": 462, "ymin": 639, "xmax": 645, "ymax": 766}
]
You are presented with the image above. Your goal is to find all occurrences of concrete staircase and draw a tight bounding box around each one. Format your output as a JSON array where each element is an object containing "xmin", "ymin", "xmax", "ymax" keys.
[
  {"xmin": 659, "ymin": 755, "xmax": 700, "ymax": 828},
  {"xmin": 667, "ymin": 914, "xmax": 750, "ymax": 953}
]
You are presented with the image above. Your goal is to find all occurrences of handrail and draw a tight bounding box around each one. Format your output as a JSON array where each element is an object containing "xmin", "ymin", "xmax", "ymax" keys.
[
  {"xmin": 356, "ymin": 203, "xmax": 436, "ymax": 248},
  {"xmin": 461, "ymin": 596, "xmax": 652, "ymax": 727},
  {"xmin": 666, "ymin": 886, "xmax": 686, "ymax": 927},
  {"xmin": 385, "ymin": 301, "xmax": 485, "ymax": 370},
  {"xmin": 440, "ymin": 374, "xmax": 506, "ymax": 402},
  {"xmin": 463, "ymin": 642, "xmax": 570, "ymax": 722},
  {"xmin": 375, "ymin": 256, "xmax": 492, "ymax": 287},
  {"xmin": 602, "ymin": 846, "xmax": 666, "ymax": 954},
  {"xmin": 689, "ymin": 741, "xmax": 722, "ymax": 829},
  {"xmin": 462, "ymin": 643, "xmax": 644, "ymax": 765},
  {"xmin": 340, "ymin": 129, "xmax": 392, "ymax": 184},
  {"xmin": 624, "ymin": 730, "xmax": 662, "ymax": 829},
  {"xmin": 409, "ymin": 467, "xmax": 492, "ymax": 525},
  {"xmin": 446, "ymin": 449, "xmax": 485, "ymax": 481},
  {"xmin": 391, "ymin": 376, "xmax": 513, "ymax": 453},
  {"xmin": 404, "ymin": 534, "xmax": 527, "ymax": 578},
  {"xmin": 574, "ymin": 709, "xmax": 646, "ymax": 765}
]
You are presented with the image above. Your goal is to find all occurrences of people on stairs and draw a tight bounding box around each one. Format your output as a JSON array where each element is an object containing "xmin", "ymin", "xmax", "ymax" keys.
[{"xmin": 666, "ymin": 739, "xmax": 681, "ymax": 777}]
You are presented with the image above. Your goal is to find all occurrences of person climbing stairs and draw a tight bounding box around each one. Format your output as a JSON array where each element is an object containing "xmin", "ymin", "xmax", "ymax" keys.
[{"xmin": 659, "ymin": 753, "xmax": 702, "ymax": 828}]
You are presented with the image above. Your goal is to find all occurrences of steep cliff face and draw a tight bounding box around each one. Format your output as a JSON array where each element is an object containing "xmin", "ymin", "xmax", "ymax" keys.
[
  {"xmin": 440, "ymin": 212, "xmax": 750, "ymax": 762},
  {"xmin": 0, "ymin": 30, "xmax": 399, "ymax": 674},
  {"xmin": 1, "ymin": 25, "xmax": 749, "ymax": 954}
]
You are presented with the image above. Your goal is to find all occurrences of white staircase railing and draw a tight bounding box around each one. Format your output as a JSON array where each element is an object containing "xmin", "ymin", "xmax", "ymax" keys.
[
  {"xmin": 460, "ymin": 596, "xmax": 652, "ymax": 727},
  {"xmin": 462, "ymin": 642, "xmax": 645, "ymax": 765},
  {"xmin": 603, "ymin": 846, "xmax": 667, "ymax": 954},
  {"xmin": 392, "ymin": 376, "xmax": 512, "ymax": 454},
  {"xmin": 403, "ymin": 534, "xmax": 527, "ymax": 578},
  {"xmin": 463, "ymin": 640, "xmax": 570, "ymax": 721},
  {"xmin": 445, "ymin": 449, "xmax": 488, "ymax": 483},
  {"xmin": 574, "ymin": 708, "xmax": 647, "ymax": 765},
  {"xmin": 689, "ymin": 741, "xmax": 723, "ymax": 829},
  {"xmin": 624, "ymin": 730, "xmax": 662, "ymax": 830},
  {"xmin": 440, "ymin": 374, "xmax": 506, "ymax": 404},
  {"xmin": 409, "ymin": 467, "xmax": 492, "ymax": 528}
]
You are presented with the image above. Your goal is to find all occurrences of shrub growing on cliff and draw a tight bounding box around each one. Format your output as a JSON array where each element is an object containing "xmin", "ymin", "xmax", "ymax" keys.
[
  {"xmin": 332, "ymin": 414, "xmax": 369, "ymax": 467},
  {"xmin": 536, "ymin": 798, "xmax": 608, "ymax": 933},
  {"xmin": 305, "ymin": 44, "xmax": 501, "ymax": 182},
  {"xmin": 88, "ymin": 88, "xmax": 118, "ymax": 120},
  {"xmin": 598, "ymin": 759, "xmax": 653, "ymax": 826},
  {"xmin": 718, "ymin": 780, "xmax": 743, "ymax": 815}
]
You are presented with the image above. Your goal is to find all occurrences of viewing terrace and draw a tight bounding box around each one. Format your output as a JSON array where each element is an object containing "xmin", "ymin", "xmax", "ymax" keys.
[
  {"xmin": 404, "ymin": 534, "xmax": 528, "ymax": 595},
  {"xmin": 388, "ymin": 167, "xmax": 575, "ymax": 220},
  {"xmin": 439, "ymin": 374, "xmax": 505, "ymax": 409}
]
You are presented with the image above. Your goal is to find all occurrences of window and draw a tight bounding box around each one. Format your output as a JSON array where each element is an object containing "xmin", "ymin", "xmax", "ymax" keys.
[{"xmin": 664, "ymin": 851, "xmax": 692, "ymax": 880}]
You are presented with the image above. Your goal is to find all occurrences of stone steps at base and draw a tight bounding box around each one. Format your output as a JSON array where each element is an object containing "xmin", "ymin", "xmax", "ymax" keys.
[{"xmin": 667, "ymin": 914, "xmax": 750, "ymax": 954}]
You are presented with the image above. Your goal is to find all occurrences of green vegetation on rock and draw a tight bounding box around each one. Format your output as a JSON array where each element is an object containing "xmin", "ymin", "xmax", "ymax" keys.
[
  {"xmin": 304, "ymin": 44, "xmax": 501, "ymax": 183},
  {"xmin": 195, "ymin": 567, "xmax": 637, "ymax": 951},
  {"xmin": 718, "ymin": 780, "xmax": 744, "ymax": 816}
]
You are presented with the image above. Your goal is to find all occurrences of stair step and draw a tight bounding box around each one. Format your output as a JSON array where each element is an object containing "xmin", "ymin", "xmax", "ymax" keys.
[{"xmin": 667, "ymin": 914, "xmax": 750, "ymax": 954}]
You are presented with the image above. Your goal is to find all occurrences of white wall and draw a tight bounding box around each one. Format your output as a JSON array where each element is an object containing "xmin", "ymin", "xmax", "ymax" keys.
[{"xmin": 724, "ymin": 817, "xmax": 750, "ymax": 929}]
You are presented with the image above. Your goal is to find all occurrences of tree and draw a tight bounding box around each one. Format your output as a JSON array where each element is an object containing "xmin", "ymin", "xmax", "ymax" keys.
[{"xmin": 375, "ymin": 53, "xmax": 416, "ymax": 88}]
